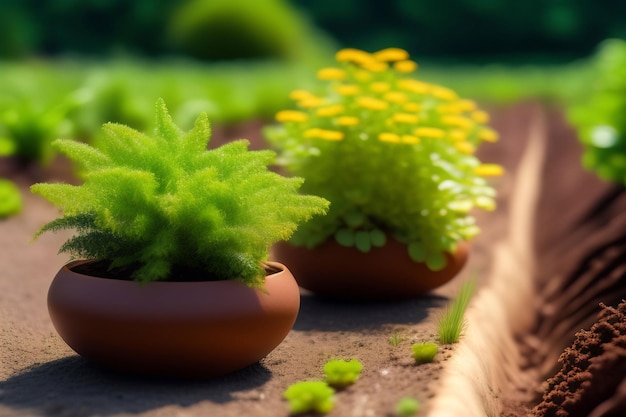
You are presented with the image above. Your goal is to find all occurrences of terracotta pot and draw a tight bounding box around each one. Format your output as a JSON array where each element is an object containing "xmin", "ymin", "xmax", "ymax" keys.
[
  {"xmin": 272, "ymin": 238, "xmax": 468, "ymax": 300},
  {"xmin": 48, "ymin": 260, "xmax": 300, "ymax": 379}
]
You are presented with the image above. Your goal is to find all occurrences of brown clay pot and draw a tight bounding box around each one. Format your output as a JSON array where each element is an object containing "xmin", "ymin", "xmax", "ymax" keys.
[
  {"xmin": 47, "ymin": 260, "xmax": 300, "ymax": 379},
  {"xmin": 272, "ymin": 238, "xmax": 468, "ymax": 300}
]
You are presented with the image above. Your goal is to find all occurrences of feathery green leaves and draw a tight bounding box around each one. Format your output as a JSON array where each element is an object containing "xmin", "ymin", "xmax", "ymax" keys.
[{"xmin": 32, "ymin": 99, "xmax": 329, "ymax": 286}]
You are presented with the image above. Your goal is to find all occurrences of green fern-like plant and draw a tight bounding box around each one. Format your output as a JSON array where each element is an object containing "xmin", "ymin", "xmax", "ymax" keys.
[{"xmin": 31, "ymin": 99, "xmax": 329, "ymax": 286}]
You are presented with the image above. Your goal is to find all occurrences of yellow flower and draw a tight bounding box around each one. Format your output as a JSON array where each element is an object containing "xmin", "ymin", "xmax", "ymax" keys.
[
  {"xmin": 442, "ymin": 116, "xmax": 474, "ymax": 129},
  {"xmin": 478, "ymin": 128, "xmax": 499, "ymax": 142},
  {"xmin": 320, "ymin": 130, "xmax": 345, "ymax": 141},
  {"xmin": 379, "ymin": 132, "xmax": 401, "ymax": 143},
  {"xmin": 455, "ymin": 142, "xmax": 475, "ymax": 154},
  {"xmin": 392, "ymin": 113, "xmax": 419, "ymax": 124},
  {"xmin": 289, "ymin": 89, "xmax": 315, "ymax": 101},
  {"xmin": 397, "ymin": 79, "xmax": 431, "ymax": 94},
  {"xmin": 394, "ymin": 60, "xmax": 418, "ymax": 73},
  {"xmin": 384, "ymin": 91, "xmax": 409, "ymax": 103},
  {"xmin": 373, "ymin": 48, "xmax": 410, "ymax": 62},
  {"xmin": 370, "ymin": 82, "xmax": 391, "ymax": 93},
  {"xmin": 298, "ymin": 96, "xmax": 325, "ymax": 108},
  {"xmin": 336, "ymin": 48, "xmax": 373, "ymax": 64},
  {"xmin": 275, "ymin": 110, "xmax": 308, "ymax": 123},
  {"xmin": 474, "ymin": 164, "xmax": 504, "ymax": 177},
  {"xmin": 403, "ymin": 102, "xmax": 421, "ymax": 112},
  {"xmin": 304, "ymin": 128, "xmax": 344, "ymax": 141},
  {"xmin": 430, "ymin": 86, "xmax": 458, "ymax": 101},
  {"xmin": 361, "ymin": 60, "xmax": 389, "ymax": 72},
  {"xmin": 449, "ymin": 129, "xmax": 467, "ymax": 142},
  {"xmin": 357, "ymin": 96, "xmax": 388, "ymax": 111},
  {"xmin": 316, "ymin": 104, "xmax": 345, "ymax": 117},
  {"xmin": 414, "ymin": 127, "xmax": 445, "ymax": 138},
  {"xmin": 336, "ymin": 116, "xmax": 359, "ymax": 126},
  {"xmin": 436, "ymin": 104, "xmax": 463, "ymax": 114},
  {"xmin": 317, "ymin": 67, "xmax": 346, "ymax": 81},
  {"xmin": 471, "ymin": 110, "xmax": 489, "ymax": 124},
  {"xmin": 334, "ymin": 84, "xmax": 361, "ymax": 96},
  {"xmin": 455, "ymin": 99, "xmax": 477, "ymax": 112}
]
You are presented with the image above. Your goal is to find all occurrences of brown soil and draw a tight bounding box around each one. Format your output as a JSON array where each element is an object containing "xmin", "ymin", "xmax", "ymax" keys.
[
  {"xmin": 531, "ymin": 301, "xmax": 626, "ymax": 417},
  {"xmin": 500, "ymin": 105, "xmax": 626, "ymax": 416}
]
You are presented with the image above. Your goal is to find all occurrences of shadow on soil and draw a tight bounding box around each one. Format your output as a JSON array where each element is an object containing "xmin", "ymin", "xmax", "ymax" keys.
[
  {"xmin": 0, "ymin": 355, "xmax": 271, "ymax": 416},
  {"xmin": 294, "ymin": 292, "xmax": 448, "ymax": 331}
]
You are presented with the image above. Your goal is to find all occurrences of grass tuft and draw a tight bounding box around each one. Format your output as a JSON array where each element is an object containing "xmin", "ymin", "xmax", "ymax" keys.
[{"xmin": 437, "ymin": 279, "xmax": 476, "ymax": 344}]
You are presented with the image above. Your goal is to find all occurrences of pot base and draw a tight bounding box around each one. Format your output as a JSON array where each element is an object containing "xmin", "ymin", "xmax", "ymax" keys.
[
  {"xmin": 272, "ymin": 239, "xmax": 468, "ymax": 300},
  {"xmin": 48, "ymin": 261, "xmax": 300, "ymax": 379}
]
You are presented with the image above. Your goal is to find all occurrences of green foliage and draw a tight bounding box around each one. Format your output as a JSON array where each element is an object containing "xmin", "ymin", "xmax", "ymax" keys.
[
  {"xmin": 323, "ymin": 359, "xmax": 363, "ymax": 388},
  {"xmin": 31, "ymin": 99, "xmax": 328, "ymax": 285},
  {"xmin": 0, "ymin": 59, "xmax": 313, "ymax": 166},
  {"xmin": 411, "ymin": 342, "xmax": 438, "ymax": 364},
  {"xmin": 568, "ymin": 39, "xmax": 626, "ymax": 185},
  {"xmin": 438, "ymin": 280, "xmax": 476, "ymax": 344},
  {"xmin": 395, "ymin": 397, "xmax": 421, "ymax": 417},
  {"xmin": 266, "ymin": 48, "xmax": 502, "ymax": 270},
  {"xmin": 283, "ymin": 381, "xmax": 335, "ymax": 414},
  {"xmin": 0, "ymin": 65, "xmax": 91, "ymax": 164},
  {"xmin": 0, "ymin": 179, "xmax": 22, "ymax": 218},
  {"xmin": 167, "ymin": 0, "xmax": 334, "ymax": 65},
  {"xmin": 0, "ymin": 0, "xmax": 333, "ymax": 65},
  {"xmin": 389, "ymin": 330, "xmax": 405, "ymax": 347}
]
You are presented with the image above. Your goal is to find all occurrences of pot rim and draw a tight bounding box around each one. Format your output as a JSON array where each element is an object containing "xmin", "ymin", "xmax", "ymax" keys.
[{"xmin": 60, "ymin": 259, "xmax": 287, "ymax": 285}]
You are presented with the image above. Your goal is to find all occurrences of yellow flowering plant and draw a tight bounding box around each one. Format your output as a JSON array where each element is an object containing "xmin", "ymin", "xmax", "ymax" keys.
[{"xmin": 265, "ymin": 48, "xmax": 502, "ymax": 270}]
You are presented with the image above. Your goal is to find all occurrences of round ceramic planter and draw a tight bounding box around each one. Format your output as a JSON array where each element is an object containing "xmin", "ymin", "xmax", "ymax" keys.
[
  {"xmin": 47, "ymin": 260, "xmax": 300, "ymax": 379},
  {"xmin": 272, "ymin": 238, "xmax": 468, "ymax": 300}
]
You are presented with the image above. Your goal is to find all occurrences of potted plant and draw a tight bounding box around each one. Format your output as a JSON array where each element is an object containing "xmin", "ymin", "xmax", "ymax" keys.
[
  {"xmin": 265, "ymin": 47, "xmax": 502, "ymax": 299},
  {"xmin": 31, "ymin": 99, "xmax": 329, "ymax": 378}
]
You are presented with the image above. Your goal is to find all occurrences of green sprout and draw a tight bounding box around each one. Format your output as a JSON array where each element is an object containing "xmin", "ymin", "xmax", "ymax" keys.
[
  {"xmin": 266, "ymin": 47, "xmax": 502, "ymax": 271},
  {"xmin": 389, "ymin": 330, "xmax": 405, "ymax": 347},
  {"xmin": 438, "ymin": 280, "xmax": 476, "ymax": 344},
  {"xmin": 31, "ymin": 99, "xmax": 329, "ymax": 286},
  {"xmin": 0, "ymin": 179, "xmax": 22, "ymax": 218},
  {"xmin": 395, "ymin": 397, "xmax": 421, "ymax": 417},
  {"xmin": 411, "ymin": 342, "xmax": 438, "ymax": 364},
  {"xmin": 283, "ymin": 381, "xmax": 335, "ymax": 415},
  {"xmin": 323, "ymin": 359, "xmax": 363, "ymax": 388}
]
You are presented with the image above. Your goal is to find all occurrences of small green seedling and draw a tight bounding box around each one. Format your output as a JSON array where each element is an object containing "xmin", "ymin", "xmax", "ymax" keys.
[
  {"xmin": 389, "ymin": 330, "xmax": 405, "ymax": 347},
  {"xmin": 395, "ymin": 397, "xmax": 421, "ymax": 417},
  {"xmin": 438, "ymin": 279, "xmax": 476, "ymax": 344},
  {"xmin": 283, "ymin": 381, "xmax": 335, "ymax": 415},
  {"xmin": 411, "ymin": 342, "xmax": 438, "ymax": 364},
  {"xmin": 323, "ymin": 359, "xmax": 363, "ymax": 388},
  {"xmin": 0, "ymin": 179, "xmax": 22, "ymax": 218}
]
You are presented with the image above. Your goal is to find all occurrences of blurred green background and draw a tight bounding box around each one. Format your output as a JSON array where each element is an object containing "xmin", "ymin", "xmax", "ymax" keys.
[
  {"xmin": 1, "ymin": 0, "xmax": 623, "ymax": 63},
  {"xmin": 1, "ymin": 0, "xmax": 625, "ymax": 199}
]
